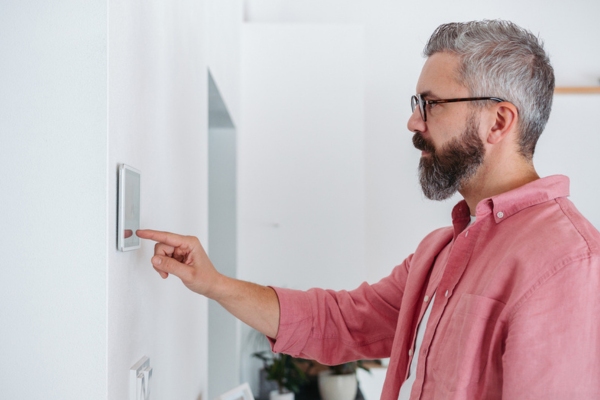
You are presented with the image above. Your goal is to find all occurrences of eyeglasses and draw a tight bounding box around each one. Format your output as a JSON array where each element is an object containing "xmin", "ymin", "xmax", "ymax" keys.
[{"xmin": 411, "ymin": 93, "xmax": 505, "ymax": 122}]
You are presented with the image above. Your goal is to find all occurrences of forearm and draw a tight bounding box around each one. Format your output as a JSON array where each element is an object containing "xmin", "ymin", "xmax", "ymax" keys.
[
  {"xmin": 210, "ymin": 274, "xmax": 281, "ymax": 338},
  {"xmin": 135, "ymin": 229, "xmax": 282, "ymax": 338}
]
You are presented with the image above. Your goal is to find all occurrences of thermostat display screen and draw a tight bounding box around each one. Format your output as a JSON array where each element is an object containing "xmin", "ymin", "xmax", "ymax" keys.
[{"xmin": 118, "ymin": 164, "xmax": 141, "ymax": 251}]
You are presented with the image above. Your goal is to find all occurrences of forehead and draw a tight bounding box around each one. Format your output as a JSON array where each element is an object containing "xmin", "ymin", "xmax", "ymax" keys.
[{"xmin": 416, "ymin": 52, "xmax": 468, "ymax": 97}]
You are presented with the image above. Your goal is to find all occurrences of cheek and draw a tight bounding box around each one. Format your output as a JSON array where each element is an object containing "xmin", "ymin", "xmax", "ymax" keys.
[{"xmin": 429, "ymin": 119, "xmax": 471, "ymax": 149}]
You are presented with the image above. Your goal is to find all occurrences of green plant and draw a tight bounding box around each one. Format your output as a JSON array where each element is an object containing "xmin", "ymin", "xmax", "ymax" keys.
[
  {"xmin": 328, "ymin": 360, "xmax": 372, "ymax": 376},
  {"xmin": 252, "ymin": 351, "xmax": 309, "ymax": 394}
]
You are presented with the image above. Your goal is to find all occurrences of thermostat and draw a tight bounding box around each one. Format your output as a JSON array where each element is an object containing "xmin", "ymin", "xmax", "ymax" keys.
[{"xmin": 118, "ymin": 164, "xmax": 141, "ymax": 251}]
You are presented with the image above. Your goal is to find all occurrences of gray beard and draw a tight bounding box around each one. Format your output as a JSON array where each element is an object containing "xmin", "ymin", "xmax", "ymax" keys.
[{"xmin": 413, "ymin": 115, "xmax": 485, "ymax": 201}]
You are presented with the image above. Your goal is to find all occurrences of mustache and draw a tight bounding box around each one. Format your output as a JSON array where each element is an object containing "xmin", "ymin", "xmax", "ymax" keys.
[{"xmin": 412, "ymin": 132, "xmax": 436, "ymax": 153}]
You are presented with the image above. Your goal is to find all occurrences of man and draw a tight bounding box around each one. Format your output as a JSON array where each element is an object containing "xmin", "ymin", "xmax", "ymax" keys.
[{"xmin": 138, "ymin": 20, "xmax": 600, "ymax": 399}]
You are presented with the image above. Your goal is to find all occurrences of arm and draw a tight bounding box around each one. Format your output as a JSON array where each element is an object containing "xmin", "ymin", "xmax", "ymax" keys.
[
  {"xmin": 270, "ymin": 258, "xmax": 411, "ymax": 364},
  {"xmin": 136, "ymin": 229, "xmax": 280, "ymax": 338}
]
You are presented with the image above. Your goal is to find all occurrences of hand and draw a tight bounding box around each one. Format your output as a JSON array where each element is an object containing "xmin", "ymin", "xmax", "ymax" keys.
[
  {"xmin": 137, "ymin": 229, "xmax": 281, "ymax": 337},
  {"xmin": 136, "ymin": 229, "xmax": 222, "ymax": 298}
]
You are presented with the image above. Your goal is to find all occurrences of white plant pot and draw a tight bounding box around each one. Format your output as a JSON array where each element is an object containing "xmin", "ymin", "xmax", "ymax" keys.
[
  {"xmin": 318, "ymin": 370, "xmax": 358, "ymax": 400},
  {"xmin": 269, "ymin": 390, "xmax": 294, "ymax": 400}
]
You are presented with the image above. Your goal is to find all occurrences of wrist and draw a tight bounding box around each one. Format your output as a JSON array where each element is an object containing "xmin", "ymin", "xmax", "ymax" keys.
[{"xmin": 204, "ymin": 272, "xmax": 230, "ymax": 301}]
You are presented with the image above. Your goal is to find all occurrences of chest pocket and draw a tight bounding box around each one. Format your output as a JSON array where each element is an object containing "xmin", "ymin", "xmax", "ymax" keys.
[{"xmin": 432, "ymin": 293, "xmax": 505, "ymax": 392}]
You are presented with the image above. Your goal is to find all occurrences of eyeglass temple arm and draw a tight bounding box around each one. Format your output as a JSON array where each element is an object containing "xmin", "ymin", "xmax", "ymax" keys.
[{"xmin": 429, "ymin": 97, "xmax": 505, "ymax": 105}]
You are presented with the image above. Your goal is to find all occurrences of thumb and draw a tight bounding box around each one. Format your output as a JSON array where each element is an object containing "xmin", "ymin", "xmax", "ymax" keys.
[{"xmin": 151, "ymin": 255, "xmax": 188, "ymax": 280}]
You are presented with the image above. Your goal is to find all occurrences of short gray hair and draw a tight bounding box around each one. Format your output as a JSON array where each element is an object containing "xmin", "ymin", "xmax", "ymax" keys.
[{"xmin": 424, "ymin": 20, "xmax": 554, "ymax": 158}]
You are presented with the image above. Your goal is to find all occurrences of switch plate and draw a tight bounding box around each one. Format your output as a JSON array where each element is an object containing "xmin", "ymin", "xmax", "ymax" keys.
[{"xmin": 130, "ymin": 356, "xmax": 152, "ymax": 400}]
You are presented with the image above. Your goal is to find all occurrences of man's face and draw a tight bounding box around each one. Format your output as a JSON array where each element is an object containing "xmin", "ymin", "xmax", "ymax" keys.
[{"xmin": 407, "ymin": 52, "xmax": 486, "ymax": 200}]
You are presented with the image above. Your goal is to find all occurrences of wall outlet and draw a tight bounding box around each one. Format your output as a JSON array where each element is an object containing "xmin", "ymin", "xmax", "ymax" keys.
[{"xmin": 130, "ymin": 356, "xmax": 153, "ymax": 400}]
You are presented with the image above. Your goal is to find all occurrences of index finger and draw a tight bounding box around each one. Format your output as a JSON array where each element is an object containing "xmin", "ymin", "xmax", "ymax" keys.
[{"xmin": 136, "ymin": 229, "xmax": 189, "ymax": 248}]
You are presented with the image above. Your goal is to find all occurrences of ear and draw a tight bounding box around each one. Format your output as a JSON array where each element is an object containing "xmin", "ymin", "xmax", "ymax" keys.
[{"xmin": 486, "ymin": 102, "xmax": 518, "ymax": 145}]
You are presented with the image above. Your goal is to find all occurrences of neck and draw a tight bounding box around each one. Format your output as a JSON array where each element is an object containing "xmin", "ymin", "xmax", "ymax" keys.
[{"xmin": 459, "ymin": 154, "xmax": 539, "ymax": 216}]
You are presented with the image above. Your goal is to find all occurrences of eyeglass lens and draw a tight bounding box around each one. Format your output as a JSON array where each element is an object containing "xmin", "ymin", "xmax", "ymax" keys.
[{"xmin": 410, "ymin": 94, "xmax": 425, "ymax": 121}]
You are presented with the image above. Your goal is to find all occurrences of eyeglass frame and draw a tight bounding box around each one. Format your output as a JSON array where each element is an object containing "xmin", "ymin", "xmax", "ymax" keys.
[{"xmin": 411, "ymin": 93, "xmax": 505, "ymax": 122}]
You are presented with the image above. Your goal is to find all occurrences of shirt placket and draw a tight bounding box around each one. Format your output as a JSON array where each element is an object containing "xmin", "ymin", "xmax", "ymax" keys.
[{"xmin": 410, "ymin": 218, "xmax": 482, "ymax": 400}]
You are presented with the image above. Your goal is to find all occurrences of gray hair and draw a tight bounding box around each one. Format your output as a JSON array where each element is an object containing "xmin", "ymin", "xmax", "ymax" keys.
[{"xmin": 424, "ymin": 20, "xmax": 555, "ymax": 158}]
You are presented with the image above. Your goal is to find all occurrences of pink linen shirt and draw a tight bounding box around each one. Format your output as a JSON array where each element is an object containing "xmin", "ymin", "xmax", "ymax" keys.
[{"xmin": 269, "ymin": 175, "xmax": 600, "ymax": 399}]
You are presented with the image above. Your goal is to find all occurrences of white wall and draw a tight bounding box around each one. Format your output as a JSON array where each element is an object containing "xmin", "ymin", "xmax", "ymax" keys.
[
  {"xmin": 208, "ymin": 125, "xmax": 240, "ymax": 398},
  {"xmin": 206, "ymin": 1, "xmax": 244, "ymax": 397},
  {"xmin": 208, "ymin": 75, "xmax": 239, "ymax": 396},
  {"xmin": 0, "ymin": 0, "xmax": 247, "ymax": 398},
  {"xmin": 208, "ymin": 0, "xmax": 243, "ymax": 127},
  {"xmin": 108, "ymin": 0, "xmax": 210, "ymax": 398},
  {"xmin": 107, "ymin": 1, "xmax": 244, "ymax": 398},
  {"xmin": 239, "ymin": 23, "xmax": 366, "ymax": 291},
  {"xmin": 244, "ymin": 0, "xmax": 600, "ymax": 282},
  {"xmin": 0, "ymin": 1, "xmax": 108, "ymax": 398},
  {"xmin": 239, "ymin": 24, "xmax": 366, "ymax": 392}
]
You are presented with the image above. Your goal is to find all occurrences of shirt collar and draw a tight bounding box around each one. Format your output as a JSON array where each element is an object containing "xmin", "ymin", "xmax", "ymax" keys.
[{"xmin": 452, "ymin": 175, "xmax": 571, "ymax": 225}]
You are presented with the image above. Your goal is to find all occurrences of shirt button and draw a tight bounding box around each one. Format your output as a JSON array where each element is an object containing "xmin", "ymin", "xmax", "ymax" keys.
[
  {"xmin": 465, "ymin": 230, "xmax": 469, "ymax": 237},
  {"xmin": 497, "ymin": 211, "xmax": 504, "ymax": 219},
  {"xmin": 408, "ymin": 349, "xmax": 413, "ymax": 357},
  {"xmin": 445, "ymin": 290, "xmax": 450, "ymax": 298},
  {"xmin": 424, "ymin": 295, "xmax": 430, "ymax": 303}
]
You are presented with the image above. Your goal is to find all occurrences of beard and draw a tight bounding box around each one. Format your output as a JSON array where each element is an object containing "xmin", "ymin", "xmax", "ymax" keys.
[{"xmin": 412, "ymin": 115, "xmax": 485, "ymax": 200}]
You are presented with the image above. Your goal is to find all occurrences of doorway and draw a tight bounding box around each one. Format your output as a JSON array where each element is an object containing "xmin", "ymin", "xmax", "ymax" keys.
[{"xmin": 208, "ymin": 70, "xmax": 239, "ymax": 398}]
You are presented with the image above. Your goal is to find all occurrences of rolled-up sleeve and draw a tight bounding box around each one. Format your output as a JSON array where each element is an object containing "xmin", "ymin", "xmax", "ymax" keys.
[{"xmin": 268, "ymin": 256, "xmax": 412, "ymax": 365}]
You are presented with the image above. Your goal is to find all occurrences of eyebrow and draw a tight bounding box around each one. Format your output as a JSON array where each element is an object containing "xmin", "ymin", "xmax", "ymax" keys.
[{"xmin": 419, "ymin": 90, "xmax": 440, "ymax": 100}]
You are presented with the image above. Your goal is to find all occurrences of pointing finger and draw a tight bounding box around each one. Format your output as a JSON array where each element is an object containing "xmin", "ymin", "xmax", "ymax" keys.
[{"xmin": 137, "ymin": 229, "xmax": 191, "ymax": 249}]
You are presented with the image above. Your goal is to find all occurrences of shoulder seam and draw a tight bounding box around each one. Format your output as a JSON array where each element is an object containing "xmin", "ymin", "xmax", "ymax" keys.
[{"xmin": 556, "ymin": 197, "xmax": 595, "ymax": 253}]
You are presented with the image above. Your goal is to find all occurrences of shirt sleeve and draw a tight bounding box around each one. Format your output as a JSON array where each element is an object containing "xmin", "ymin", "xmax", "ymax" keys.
[
  {"xmin": 502, "ymin": 256, "xmax": 600, "ymax": 399},
  {"xmin": 269, "ymin": 255, "xmax": 413, "ymax": 365}
]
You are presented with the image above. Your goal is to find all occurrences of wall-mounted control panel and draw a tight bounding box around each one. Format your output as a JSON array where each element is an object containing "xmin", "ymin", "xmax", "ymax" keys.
[
  {"xmin": 117, "ymin": 164, "xmax": 141, "ymax": 251},
  {"xmin": 130, "ymin": 356, "xmax": 153, "ymax": 400}
]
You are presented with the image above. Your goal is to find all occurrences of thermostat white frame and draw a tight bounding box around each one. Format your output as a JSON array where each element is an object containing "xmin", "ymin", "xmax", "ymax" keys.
[{"xmin": 117, "ymin": 164, "xmax": 141, "ymax": 251}]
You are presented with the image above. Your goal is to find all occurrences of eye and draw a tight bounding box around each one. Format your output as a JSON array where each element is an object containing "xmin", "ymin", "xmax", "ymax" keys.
[{"xmin": 426, "ymin": 102, "xmax": 439, "ymax": 113}]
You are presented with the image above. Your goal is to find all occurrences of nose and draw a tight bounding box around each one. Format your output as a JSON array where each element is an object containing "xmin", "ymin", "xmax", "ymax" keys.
[{"xmin": 407, "ymin": 106, "xmax": 426, "ymax": 134}]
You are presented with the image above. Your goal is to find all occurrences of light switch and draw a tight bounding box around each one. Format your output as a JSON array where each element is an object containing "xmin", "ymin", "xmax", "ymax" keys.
[{"xmin": 130, "ymin": 356, "xmax": 152, "ymax": 400}]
